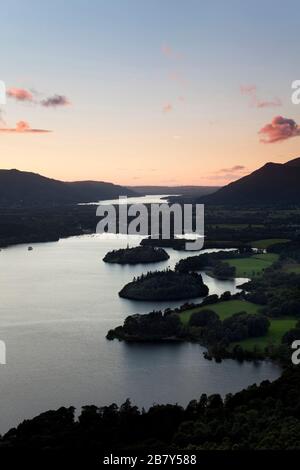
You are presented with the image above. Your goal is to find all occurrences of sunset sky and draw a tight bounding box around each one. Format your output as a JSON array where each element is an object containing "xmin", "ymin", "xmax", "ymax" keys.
[{"xmin": 1, "ymin": 0, "xmax": 300, "ymax": 186}]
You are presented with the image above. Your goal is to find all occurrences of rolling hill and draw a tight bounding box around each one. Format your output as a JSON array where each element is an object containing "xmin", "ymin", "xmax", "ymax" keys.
[
  {"xmin": 201, "ymin": 157, "xmax": 300, "ymax": 205},
  {"xmin": 0, "ymin": 169, "xmax": 136, "ymax": 207}
]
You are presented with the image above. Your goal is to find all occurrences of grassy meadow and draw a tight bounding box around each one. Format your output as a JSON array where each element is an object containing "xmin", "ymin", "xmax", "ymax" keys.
[
  {"xmin": 283, "ymin": 263, "xmax": 300, "ymax": 274},
  {"xmin": 179, "ymin": 299, "xmax": 261, "ymax": 325},
  {"xmin": 231, "ymin": 319, "xmax": 297, "ymax": 351},
  {"xmin": 179, "ymin": 298, "xmax": 296, "ymax": 352},
  {"xmin": 250, "ymin": 239, "xmax": 290, "ymax": 249},
  {"xmin": 178, "ymin": 240, "xmax": 297, "ymax": 352},
  {"xmin": 226, "ymin": 253, "xmax": 279, "ymax": 277}
]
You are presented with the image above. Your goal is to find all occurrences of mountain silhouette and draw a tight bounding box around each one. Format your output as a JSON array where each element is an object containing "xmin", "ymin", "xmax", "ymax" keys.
[
  {"xmin": 201, "ymin": 157, "xmax": 300, "ymax": 205},
  {"xmin": 0, "ymin": 169, "xmax": 136, "ymax": 207}
]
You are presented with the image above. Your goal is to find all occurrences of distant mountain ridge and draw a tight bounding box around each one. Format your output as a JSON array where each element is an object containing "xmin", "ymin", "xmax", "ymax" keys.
[
  {"xmin": 131, "ymin": 185, "xmax": 220, "ymax": 196},
  {"xmin": 0, "ymin": 169, "xmax": 136, "ymax": 207},
  {"xmin": 201, "ymin": 157, "xmax": 300, "ymax": 205}
]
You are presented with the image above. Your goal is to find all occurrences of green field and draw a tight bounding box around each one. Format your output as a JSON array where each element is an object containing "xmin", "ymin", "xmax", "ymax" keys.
[
  {"xmin": 283, "ymin": 263, "xmax": 300, "ymax": 274},
  {"xmin": 226, "ymin": 253, "xmax": 279, "ymax": 277},
  {"xmin": 180, "ymin": 299, "xmax": 298, "ymax": 352},
  {"xmin": 250, "ymin": 239, "xmax": 290, "ymax": 249},
  {"xmin": 179, "ymin": 299, "xmax": 261, "ymax": 325},
  {"xmin": 231, "ymin": 318, "xmax": 297, "ymax": 351}
]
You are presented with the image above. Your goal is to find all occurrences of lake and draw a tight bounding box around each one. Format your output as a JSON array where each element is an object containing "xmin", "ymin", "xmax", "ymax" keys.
[{"xmin": 0, "ymin": 200, "xmax": 281, "ymax": 433}]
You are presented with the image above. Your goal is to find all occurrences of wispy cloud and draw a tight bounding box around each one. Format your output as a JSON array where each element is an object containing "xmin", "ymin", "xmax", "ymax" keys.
[
  {"xmin": 219, "ymin": 165, "xmax": 246, "ymax": 172},
  {"xmin": 160, "ymin": 43, "xmax": 185, "ymax": 115},
  {"xmin": 259, "ymin": 116, "xmax": 300, "ymax": 143},
  {"xmin": 240, "ymin": 84, "xmax": 257, "ymax": 95},
  {"xmin": 7, "ymin": 87, "xmax": 71, "ymax": 108},
  {"xmin": 162, "ymin": 103, "xmax": 173, "ymax": 113},
  {"xmin": 7, "ymin": 87, "xmax": 34, "ymax": 102},
  {"xmin": 255, "ymin": 97, "xmax": 282, "ymax": 108},
  {"xmin": 168, "ymin": 71, "xmax": 187, "ymax": 86},
  {"xmin": 206, "ymin": 165, "xmax": 248, "ymax": 182},
  {"xmin": 0, "ymin": 108, "xmax": 5, "ymax": 125},
  {"xmin": 240, "ymin": 84, "xmax": 282, "ymax": 109},
  {"xmin": 0, "ymin": 120, "xmax": 51, "ymax": 133},
  {"xmin": 41, "ymin": 94, "xmax": 70, "ymax": 108},
  {"xmin": 161, "ymin": 43, "xmax": 172, "ymax": 57},
  {"xmin": 161, "ymin": 43, "xmax": 182, "ymax": 60}
]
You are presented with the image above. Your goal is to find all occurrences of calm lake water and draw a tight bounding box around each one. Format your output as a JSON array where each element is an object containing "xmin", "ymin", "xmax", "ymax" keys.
[{"xmin": 0, "ymin": 200, "xmax": 281, "ymax": 433}]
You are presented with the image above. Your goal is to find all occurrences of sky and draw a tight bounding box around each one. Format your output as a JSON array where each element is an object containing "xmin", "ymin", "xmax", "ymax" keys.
[{"xmin": 1, "ymin": 0, "xmax": 300, "ymax": 186}]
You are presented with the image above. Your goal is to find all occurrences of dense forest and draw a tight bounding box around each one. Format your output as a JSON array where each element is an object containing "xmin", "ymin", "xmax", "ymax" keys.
[{"xmin": 1, "ymin": 366, "xmax": 300, "ymax": 451}]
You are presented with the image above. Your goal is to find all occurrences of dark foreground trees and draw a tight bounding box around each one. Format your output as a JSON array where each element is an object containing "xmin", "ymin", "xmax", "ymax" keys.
[{"xmin": 1, "ymin": 366, "xmax": 300, "ymax": 451}]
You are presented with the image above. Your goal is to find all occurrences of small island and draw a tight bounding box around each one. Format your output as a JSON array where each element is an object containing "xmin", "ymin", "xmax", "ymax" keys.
[
  {"xmin": 103, "ymin": 245, "xmax": 169, "ymax": 264},
  {"xmin": 118, "ymin": 269, "xmax": 209, "ymax": 300}
]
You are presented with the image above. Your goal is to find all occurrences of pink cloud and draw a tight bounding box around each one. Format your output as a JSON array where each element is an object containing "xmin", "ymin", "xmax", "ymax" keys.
[
  {"xmin": 168, "ymin": 71, "xmax": 188, "ymax": 87},
  {"xmin": 161, "ymin": 43, "xmax": 182, "ymax": 60},
  {"xmin": 7, "ymin": 87, "xmax": 71, "ymax": 108},
  {"xmin": 0, "ymin": 120, "xmax": 51, "ymax": 133},
  {"xmin": 219, "ymin": 165, "xmax": 246, "ymax": 172},
  {"xmin": 162, "ymin": 103, "xmax": 173, "ymax": 113},
  {"xmin": 41, "ymin": 94, "xmax": 70, "ymax": 108},
  {"xmin": 240, "ymin": 84, "xmax": 282, "ymax": 109},
  {"xmin": 0, "ymin": 108, "xmax": 5, "ymax": 124},
  {"xmin": 259, "ymin": 116, "xmax": 300, "ymax": 143},
  {"xmin": 256, "ymin": 97, "xmax": 282, "ymax": 108},
  {"xmin": 161, "ymin": 43, "xmax": 172, "ymax": 57},
  {"xmin": 240, "ymin": 84, "xmax": 257, "ymax": 95},
  {"xmin": 7, "ymin": 87, "xmax": 34, "ymax": 102},
  {"xmin": 208, "ymin": 173, "xmax": 243, "ymax": 181},
  {"xmin": 206, "ymin": 165, "xmax": 248, "ymax": 182}
]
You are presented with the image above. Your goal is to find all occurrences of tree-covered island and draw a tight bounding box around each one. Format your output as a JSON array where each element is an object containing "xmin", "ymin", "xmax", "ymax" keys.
[
  {"xmin": 103, "ymin": 245, "xmax": 169, "ymax": 264},
  {"xmin": 118, "ymin": 269, "xmax": 209, "ymax": 301}
]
